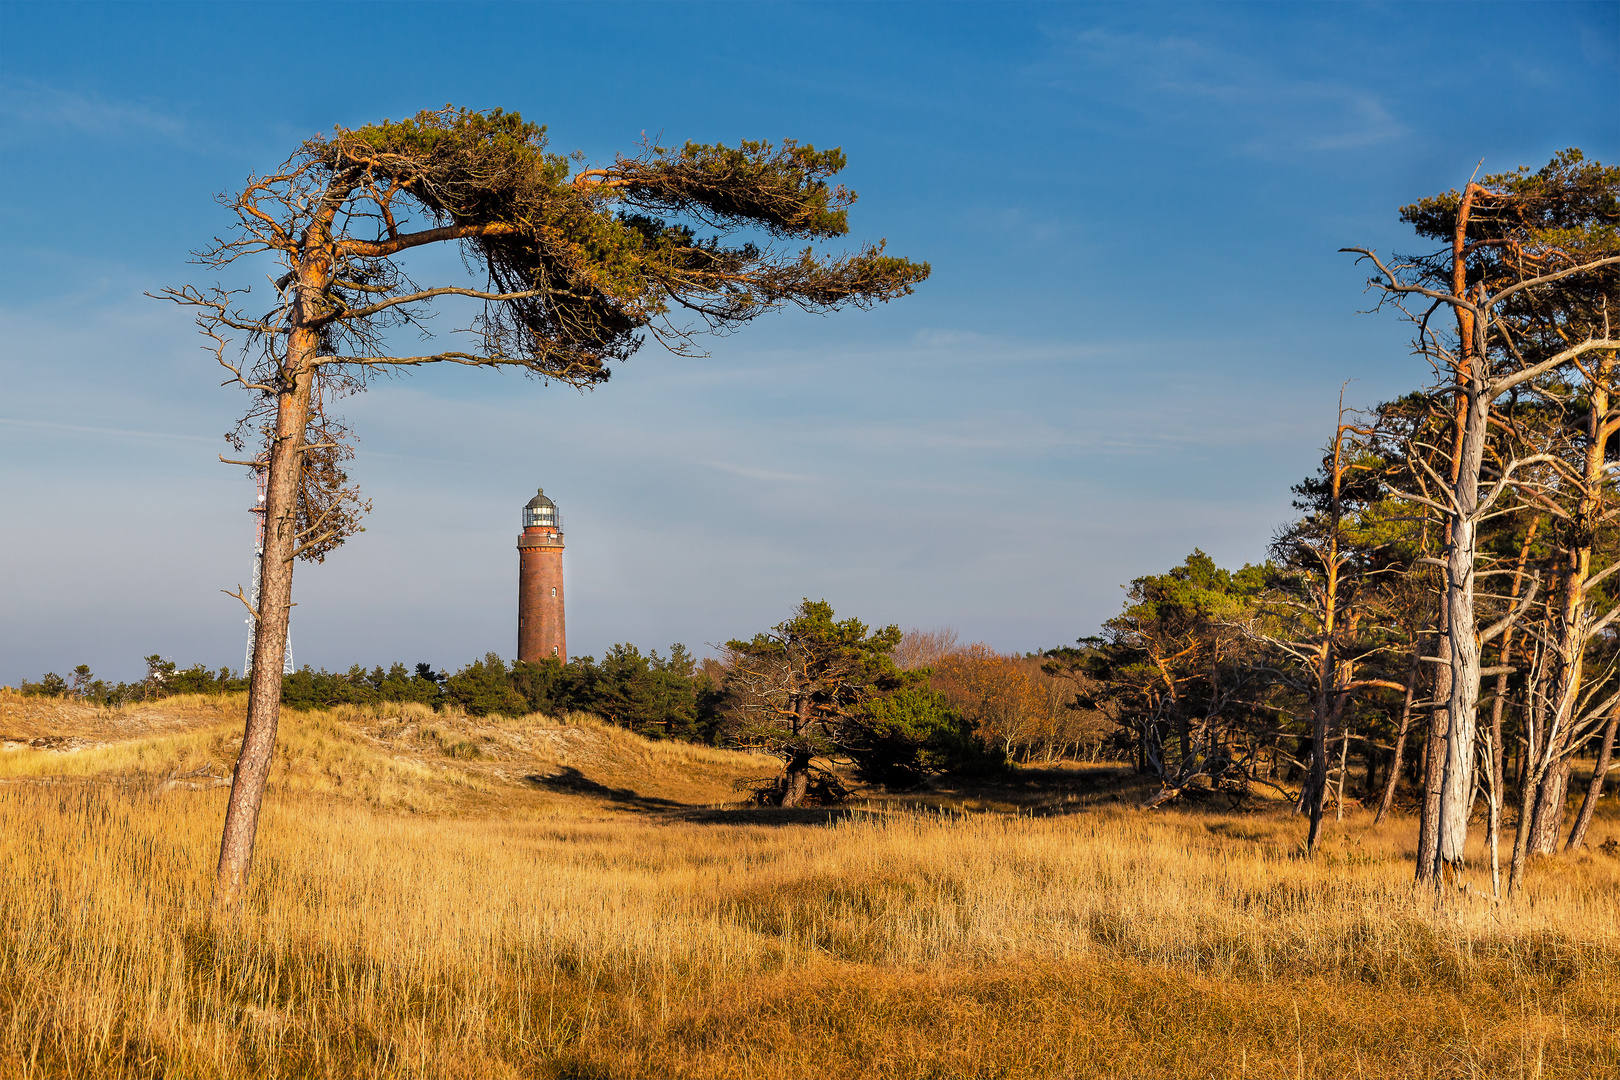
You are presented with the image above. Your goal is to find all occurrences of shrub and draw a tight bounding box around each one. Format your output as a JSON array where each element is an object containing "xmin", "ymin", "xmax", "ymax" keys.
[{"xmin": 848, "ymin": 688, "xmax": 1005, "ymax": 789}]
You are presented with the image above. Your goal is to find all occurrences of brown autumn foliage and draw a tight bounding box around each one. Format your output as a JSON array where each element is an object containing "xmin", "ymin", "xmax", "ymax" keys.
[{"xmin": 897, "ymin": 632, "xmax": 1110, "ymax": 762}]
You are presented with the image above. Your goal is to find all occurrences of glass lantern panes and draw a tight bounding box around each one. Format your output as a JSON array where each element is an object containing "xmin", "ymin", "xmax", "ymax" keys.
[{"xmin": 522, "ymin": 490, "xmax": 562, "ymax": 531}]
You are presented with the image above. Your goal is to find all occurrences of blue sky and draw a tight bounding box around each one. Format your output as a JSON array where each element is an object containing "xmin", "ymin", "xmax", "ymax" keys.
[{"xmin": 1, "ymin": 1, "xmax": 1616, "ymax": 683}]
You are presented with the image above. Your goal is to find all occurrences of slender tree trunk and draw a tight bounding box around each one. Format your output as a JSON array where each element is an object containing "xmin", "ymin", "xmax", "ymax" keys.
[
  {"xmin": 1567, "ymin": 709, "xmax": 1618, "ymax": 850},
  {"xmin": 1416, "ymin": 666, "xmax": 1450, "ymax": 878},
  {"xmin": 1375, "ymin": 648, "xmax": 1420, "ymax": 825},
  {"xmin": 1415, "ymin": 527, "xmax": 1452, "ymax": 878},
  {"xmin": 1526, "ymin": 588, "xmax": 1590, "ymax": 855},
  {"xmin": 1484, "ymin": 725, "xmax": 1502, "ymax": 899},
  {"xmin": 213, "ymin": 226, "xmax": 335, "ymax": 908},
  {"xmin": 213, "ymin": 352, "xmax": 315, "ymax": 907},
  {"xmin": 1435, "ymin": 385, "xmax": 1491, "ymax": 880},
  {"xmin": 1304, "ymin": 725, "xmax": 1327, "ymax": 841},
  {"xmin": 1508, "ymin": 780, "xmax": 1535, "ymax": 895},
  {"xmin": 1335, "ymin": 726, "xmax": 1350, "ymax": 822},
  {"xmin": 1306, "ymin": 696, "xmax": 1347, "ymax": 851},
  {"xmin": 1508, "ymin": 658, "xmax": 1549, "ymax": 896},
  {"xmin": 1482, "ymin": 517, "xmax": 1537, "ymax": 894}
]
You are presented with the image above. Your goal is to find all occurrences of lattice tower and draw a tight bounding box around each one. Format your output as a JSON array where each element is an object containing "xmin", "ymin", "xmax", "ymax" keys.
[{"xmin": 244, "ymin": 469, "xmax": 294, "ymax": 676}]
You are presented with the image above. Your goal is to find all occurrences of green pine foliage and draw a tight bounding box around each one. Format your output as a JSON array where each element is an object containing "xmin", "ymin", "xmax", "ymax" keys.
[
  {"xmin": 847, "ymin": 687, "xmax": 1005, "ymax": 788},
  {"xmin": 280, "ymin": 662, "xmax": 446, "ymax": 711},
  {"xmin": 725, "ymin": 599, "xmax": 1004, "ymax": 788},
  {"xmin": 503, "ymin": 645, "xmax": 725, "ymax": 741},
  {"xmin": 17, "ymin": 656, "xmax": 247, "ymax": 707},
  {"xmin": 13, "ymin": 648, "xmax": 725, "ymax": 744}
]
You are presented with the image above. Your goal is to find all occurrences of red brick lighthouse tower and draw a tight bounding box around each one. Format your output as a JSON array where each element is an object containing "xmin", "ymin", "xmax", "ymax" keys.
[{"xmin": 517, "ymin": 488, "xmax": 566, "ymax": 663}]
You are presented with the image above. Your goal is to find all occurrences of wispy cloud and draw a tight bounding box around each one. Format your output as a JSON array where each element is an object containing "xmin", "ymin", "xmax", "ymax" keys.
[
  {"xmin": 1041, "ymin": 27, "xmax": 1409, "ymax": 157},
  {"xmin": 0, "ymin": 78, "xmax": 188, "ymax": 143},
  {"xmin": 700, "ymin": 460, "xmax": 821, "ymax": 484}
]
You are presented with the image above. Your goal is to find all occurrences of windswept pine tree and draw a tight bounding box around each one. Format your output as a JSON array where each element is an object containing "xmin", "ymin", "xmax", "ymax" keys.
[{"xmin": 161, "ymin": 107, "xmax": 929, "ymax": 905}]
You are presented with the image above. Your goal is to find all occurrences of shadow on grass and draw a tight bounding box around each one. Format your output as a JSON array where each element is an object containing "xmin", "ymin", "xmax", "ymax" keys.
[
  {"xmin": 888, "ymin": 765, "xmax": 1154, "ymax": 816},
  {"xmin": 523, "ymin": 767, "xmax": 684, "ymax": 811},
  {"xmin": 523, "ymin": 761, "xmax": 1265, "ymax": 827},
  {"xmin": 523, "ymin": 768, "xmax": 866, "ymax": 825},
  {"xmin": 669, "ymin": 766, "xmax": 1157, "ymax": 827}
]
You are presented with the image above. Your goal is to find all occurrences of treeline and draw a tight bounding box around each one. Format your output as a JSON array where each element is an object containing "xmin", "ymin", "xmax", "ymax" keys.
[
  {"xmin": 17, "ymin": 151, "xmax": 1616, "ymax": 844},
  {"xmin": 437, "ymin": 646, "xmax": 723, "ymax": 741},
  {"xmin": 16, "ymin": 646, "xmax": 723, "ymax": 742},
  {"xmin": 1052, "ymin": 149, "xmax": 1620, "ymax": 898},
  {"xmin": 17, "ymin": 657, "xmax": 243, "ymax": 706},
  {"xmin": 15, "ymin": 625, "xmax": 1000, "ymax": 799}
]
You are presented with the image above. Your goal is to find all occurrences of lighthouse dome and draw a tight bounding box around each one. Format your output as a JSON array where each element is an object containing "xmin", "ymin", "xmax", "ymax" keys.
[{"xmin": 522, "ymin": 488, "xmax": 562, "ymax": 530}]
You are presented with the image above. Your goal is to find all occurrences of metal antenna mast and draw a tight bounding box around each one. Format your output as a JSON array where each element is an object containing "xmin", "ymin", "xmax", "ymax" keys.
[{"xmin": 244, "ymin": 468, "xmax": 294, "ymax": 676}]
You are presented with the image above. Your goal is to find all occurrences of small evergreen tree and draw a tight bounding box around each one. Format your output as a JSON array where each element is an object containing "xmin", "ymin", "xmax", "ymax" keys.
[{"xmin": 845, "ymin": 687, "xmax": 1005, "ymax": 788}]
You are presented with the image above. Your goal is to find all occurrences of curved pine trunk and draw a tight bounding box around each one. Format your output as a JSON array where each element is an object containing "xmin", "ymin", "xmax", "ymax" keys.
[
  {"xmin": 1567, "ymin": 710, "xmax": 1618, "ymax": 851},
  {"xmin": 213, "ymin": 362, "xmax": 312, "ymax": 906},
  {"xmin": 212, "ymin": 245, "xmax": 329, "ymax": 908}
]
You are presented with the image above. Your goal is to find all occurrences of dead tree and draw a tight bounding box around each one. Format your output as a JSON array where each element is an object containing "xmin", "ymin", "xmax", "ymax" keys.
[
  {"xmin": 1346, "ymin": 149, "xmax": 1620, "ymax": 884},
  {"xmin": 1566, "ymin": 707, "xmax": 1619, "ymax": 851},
  {"xmin": 1505, "ymin": 356, "xmax": 1620, "ymax": 860},
  {"xmin": 1509, "ymin": 630, "xmax": 1620, "ymax": 892},
  {"xmin": 1255, "ymin": 416, "xmax": 1408, "ymax": 851},
  {"xmin": 159, "ymin": 107, "xmax": 928, "ymax": 905}
]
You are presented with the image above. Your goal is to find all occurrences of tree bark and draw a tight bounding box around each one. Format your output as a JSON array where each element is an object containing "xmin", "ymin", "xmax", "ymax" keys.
[
  {"xmin": 1428, "ymin": 186, "xmax": 1486, "ymax": 883},
  {"xmin": 1334, "ymin": 725, "xmax": 1350, "ymax": 822},
  {"xmin": 213, "ymin": 361, "xmax": 313, "ymax": 907},
  {"xmin": 1527, "ymin": 759, "xmax": 1572, "ymax": 855},
  {"xmin": 212, "ymin": 226, "xmax": 334, "ymax": 909},
  {"xmin": 1435, "ymin": 385, "xmax": 1490, "ymax": 879},
  {"xmin": 1306, "ymin": 696, "xmax": 1347, "ymax": 851},
  {"xmin": 1416, "ymin": 655, "xmax": 1450, "ymax": 880},
  {"xmin": 1567, "ymin": 709, "xmax": 1618, "ymax": 850},
  {"xmin": 1508, "ymin": 668, "xmax": 1550, "ymax": 896},
  {"xmin": 779, "ymin": 747, "xmax": 813, "ymax": 808},
  {"xmin": 779, "ymin": 697, "xmax": 814, "ymax": 808},
  {"xmin": 1484, "ymin": 518, "xmax": 1538, "ymax": 896}
]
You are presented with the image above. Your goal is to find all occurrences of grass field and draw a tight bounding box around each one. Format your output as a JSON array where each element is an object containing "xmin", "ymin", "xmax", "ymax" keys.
[{"xmin": 1, "ymin": 690, "xmax": 1616, "ymax": 1078}]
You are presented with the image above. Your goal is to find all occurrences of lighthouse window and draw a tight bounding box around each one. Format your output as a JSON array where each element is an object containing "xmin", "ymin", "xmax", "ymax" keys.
[{"xmin": 551, "ymin": 587, "xmax": 556, "ymax": 597}]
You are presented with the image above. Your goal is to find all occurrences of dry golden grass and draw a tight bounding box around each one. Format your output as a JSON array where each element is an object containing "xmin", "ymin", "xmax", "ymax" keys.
[
  {"xmin": 0, "ymin": 689, "xmax": 766, "ymax": 814},
  {"xmin": 1, "ymin": 691, "xmax": 1617, "ymax": 1078}
]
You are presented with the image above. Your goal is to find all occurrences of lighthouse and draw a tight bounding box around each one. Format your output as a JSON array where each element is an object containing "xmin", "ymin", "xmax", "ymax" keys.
[{"xmin": 517, "ymin": 488, "xmax": 566, "ymax": 663}]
